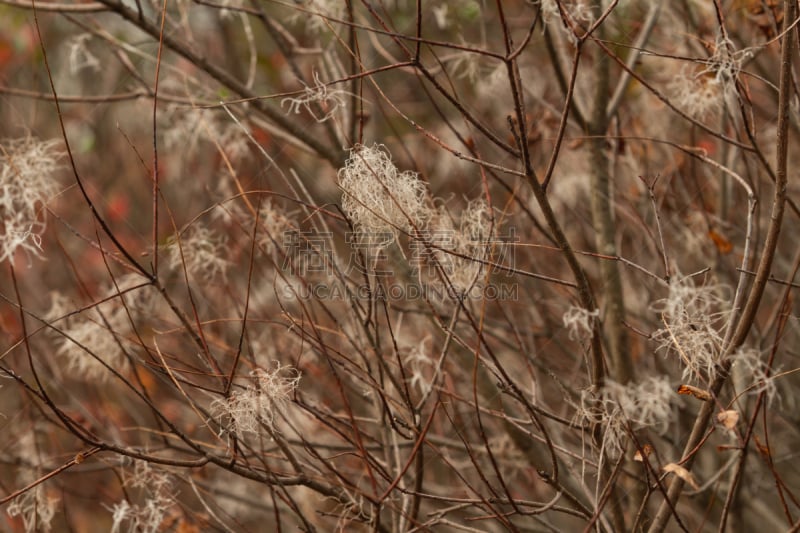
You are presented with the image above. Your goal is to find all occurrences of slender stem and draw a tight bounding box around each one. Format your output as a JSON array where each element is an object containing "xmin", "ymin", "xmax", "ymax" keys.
[
  {"xmin": 647, "ymin": 1, "xmax": 796, "ymax": 530},
  {"xmin": 588, "ymin": 8, "xmax": 632, "ymax": 387},
  {"xmin": 98, "ymin": 0, "xmax": 341, "ymax": 165},
  {"xmin": 605, "ymin": 3, "xmax": 661, "ymax": 119}
]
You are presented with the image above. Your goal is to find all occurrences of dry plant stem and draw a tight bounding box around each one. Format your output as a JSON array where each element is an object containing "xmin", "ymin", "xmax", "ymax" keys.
[
  {"xmin": 498, "ymin": 4, "xmax": 617, "ymax": 525},
  {"xmin": 585, "ymin": 7, "xmax": 634, "ymax": 530},
  {"xmin": 720, "ymin": 293, "xmax": 793, "ymax": 532},
  {"xmin": 588, "ymin": 36, "xmax": 756, "ymax": 153},
  {"xmin": 437, "ymin": 406, "xmax": 518, "ymax": 531},
  {"xmin": 97, "ymin": 0, "xmax": 341, "ymax": 165},
  {"xmin": 632, "ymin": 138, "xmax": 758, "ymax": 341},
  {"xmin": 470, "ymin": 312, "xmax": 526, "ymax": 521},
  {"xmin": 588, "ymin": 9, "xmax": 632, "ymax": 387},
  {"xmin": 347, "ymin": 2, "xmax": 361, "ymax": 145},
  {"xmin": 160, "ymin": 206, "xmax": 224, "ymax": 381},
  {"xmin": 0, "ymin": 85, "xmax": 153, "ymax": 102},
  {"xmin": 341, "ymin": 72, "xmax": 529, "ymax": 178},
  {"xmin": 415, "ymin": 307, "xmax": 460, "ymax": 410},
  {"xmin": 6, "ymin": 1, "xmax": 798, "ymax": 529},
  {"xmin": 499, "ymin": 2, "xmax": 604, "ymax": 392},
  {"xmin": 31, "ymin": 11, "xmax": 232, "ymax": 403},
  {"xmin": 641, "ymin": 176, "xmax": 671, "ymax": 279},
  {"xmin": 0, "ymin": 446, "xmax": 102, "ymax": 505},
  {"xmin": 151, "ymin": 340, "xmax": 225, "ymax": 444},
  {"xmin": 721, "ymin": 238, "xmax": 800, "ymax": 531},
  {"xmin": 541, "ymin": 45, "xmax": 583, "ymax": 192},
  {"xmin": 247, "ymin": 6, "xmax": 342, "ymax": 149},
  {"xmin": 605, "ymin": 3, "xmax": 661, "ymax": 119},
  {"xmin": 186, "ymin": 478, "xmax": 238, "ymax": 533},
  {"xmin": 440, "ymin": 298, "xmax": 596, "ymax": 520},
  {"xmin": 6, "ymin": 276, "xmax": 221, "ymax": 466},
  {"xmin": 500, "ymin": 407, "xmax": 597, "ymax": 523},
  {"xmin": 32, "ymin": 2, "xmax": 149, "ymax": 279},
  {"xmin": 543, "ymin": 23, "xmax": 587, "ymax": 130},
  {"xmin": 586, "ymin": 451, "xmax": 627, "ymax": 532},
  {"xmin": 223, "ymin": 205, "xmax": 260, "ymax": 396},
  {"xmin": 0, "ymin": 0, "xmax": 104, "ymax": 10},
  {"xmin": 357, "ymin": 1, "xmax": 519, "ymax": 158},
  {"xmin": 761, "ymin": 245, "xmax": 800, "ymax": 333},
  {"xmin": 726, "ymin": 0, "xmax": 794, "ymax": 363},
  {"xmin": 647, "ymin": 1, "xmax": 796, "ymax": 531},
  {"xmin": 151, "ymin": 0, "xmax": 167, "ymax": 276}
]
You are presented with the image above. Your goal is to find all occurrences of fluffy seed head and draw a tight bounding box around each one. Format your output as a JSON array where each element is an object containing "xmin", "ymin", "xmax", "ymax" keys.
[
  {"xmin": 338, "ymin": 144, "xmax": 430, "ymax": 245},
  {"xmin": 0, "ymin": 138, "xmax": 63, "ymax": 262}
]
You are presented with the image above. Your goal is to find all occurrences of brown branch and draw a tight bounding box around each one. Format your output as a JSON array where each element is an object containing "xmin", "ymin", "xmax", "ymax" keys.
[{"xmin": 647, "ymin": 1, "xmax": 797, "ymax": 530}]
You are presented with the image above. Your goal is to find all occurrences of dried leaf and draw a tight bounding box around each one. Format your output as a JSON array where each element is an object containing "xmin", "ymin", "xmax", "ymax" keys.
[
  {"xmin": 745, "ymin": 0, "xmax": 784, "ymax": 38},
  {"xmin": 634, "ymin": 444, "xmax": 654, "ymax": 462},
  {"xmin": 677, "ymin": 384, "xmax": 711, "ymax": 401},
  {"xmin": 567, "ymin": 138, "xmax": 584, "ymax": 149},
  {"xmin": 708, "ymin": 229, "xmax": 733, "ymax": 254},
  {"xmin": 663, "ymin": 463, "xmax": 700, "ymax": 490},
  {"xmin": 717, "ymin": 410, "xmax": 739, "ymax": 429},
  {"xmin": 176, "ymin": 520, "xmax": 201, "ymax": 533}
]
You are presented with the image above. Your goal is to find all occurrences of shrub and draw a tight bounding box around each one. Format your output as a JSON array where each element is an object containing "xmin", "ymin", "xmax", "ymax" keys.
[{"xmin": 0, "ymin": 1, "xmax": 798, "ymax": 531}]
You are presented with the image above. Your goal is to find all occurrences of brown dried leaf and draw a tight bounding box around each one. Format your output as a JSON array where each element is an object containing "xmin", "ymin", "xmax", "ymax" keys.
[
  {"xmin": 708, "ymin": 229, "xmax": 733, "ymax": 254},
  {"xmin": 634, "ymin": 444, "xmax": 654, "ymax": 462},
  {"xmin": 677, "ymin": 384, "xmax": 711, "ymax": 401},
  {"xmin": 717, "ymin": 410, "xmax": 739, "ymax": 430},
  {"xmin": 663, "ymin": 463, "xmax": 700, "ymax": 490}
]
